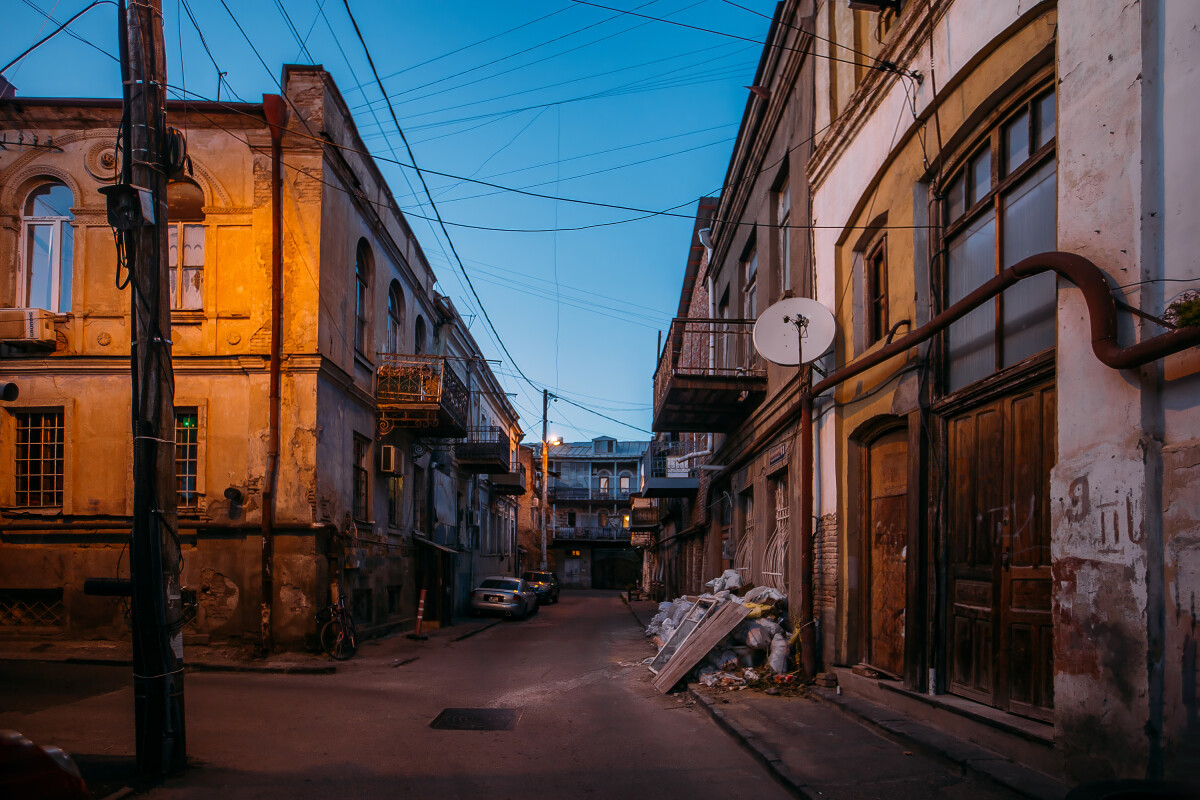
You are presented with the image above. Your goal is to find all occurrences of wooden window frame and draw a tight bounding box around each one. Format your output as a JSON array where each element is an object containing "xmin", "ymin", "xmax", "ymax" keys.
[
  {"xmin": 865, "ymin": 235, "xmax": 889, "ymax": 346},
  {"xmin": 939, "ymin": 78, "xmax": 1057, "ymax": 395}
]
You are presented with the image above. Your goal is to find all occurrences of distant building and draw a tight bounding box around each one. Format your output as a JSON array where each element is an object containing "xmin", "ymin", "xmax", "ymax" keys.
[
  {"xmin": 526, "ymin": 437, "xmax": 647, "ymax": 589},
  {"xmin": 0, "ymin": 65, "xmax": 523, "ymax": 648}
]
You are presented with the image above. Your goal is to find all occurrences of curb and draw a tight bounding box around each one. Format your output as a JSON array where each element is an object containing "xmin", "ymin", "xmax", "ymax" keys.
[
  {"xmin": 450, "ymin": 619, "xmax": 503, "ymax": 642},
  {"xmin": 1, "ymin": 654, "xmax": 336, "ymax": 674},
  {"xmin": 688, "ymin": 687, "xmax": 813, "ymax": 800},
  {"xmin": 810, "ymin": 688, "xmax": 1069, "ymax": 800}
]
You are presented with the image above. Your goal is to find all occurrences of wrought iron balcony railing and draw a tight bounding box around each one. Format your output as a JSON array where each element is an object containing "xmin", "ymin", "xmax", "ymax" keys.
[
  {"xmin": 652, "ymin": 317, "xmax": 767, "ymax": 432},
  {"xmin": 548, "ymin": 479, "xmax": 634, "ymax": 502},
  {"xmin": 553, "ymin": 526, "xmax": 631, "ymax": 542},
  {"xmin": 640, "ymin": 439, "xmax": 705, "ymax": 498},
  {"xmin": 455, "ymin": 426, "xmax": 511, "ymax": 473},
  {"xmin": 490, "ymin": 461, "xmax": 527, "ymax": 495},
  {"xmin": 376, "ymin": 354, "xmax": 469, "ymax": 438}
]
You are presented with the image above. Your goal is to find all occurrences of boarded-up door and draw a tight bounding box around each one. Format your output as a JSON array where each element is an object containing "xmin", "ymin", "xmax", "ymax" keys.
[
  {"xmin": 866, "ymin": 429, "xmax": 908, "ymax": 676},
  {"xmin": 947, "ymin": 381, "xmax": 1054, "ymax": 719}
]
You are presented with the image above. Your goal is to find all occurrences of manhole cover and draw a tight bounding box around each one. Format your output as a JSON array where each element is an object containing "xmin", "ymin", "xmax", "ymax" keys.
[{"xmin": 429, "ymin": 708, "xmax": 522, "ymax": 731}]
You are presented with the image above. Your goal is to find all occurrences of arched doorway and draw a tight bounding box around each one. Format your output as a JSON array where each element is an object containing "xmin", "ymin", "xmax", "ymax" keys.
[{"xmin": 863, "ymin": 426, "xmax": 908, "ymax": 677}]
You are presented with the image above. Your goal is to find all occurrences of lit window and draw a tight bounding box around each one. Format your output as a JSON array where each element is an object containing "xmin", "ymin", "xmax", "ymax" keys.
[
  {"xmin": 15, "ymin": 410, "xmax": 64, "ymax": 507},
  {"xmin": 167, "ymin": 224, "xmax": 205, "ymax": 310},
  {"xmin": 175, "ymin": 408, "xmax": 199, "ymax": 509},
  {"xmin": 21, "ymin": 183, "xmax": 74, "ymax": 313}
]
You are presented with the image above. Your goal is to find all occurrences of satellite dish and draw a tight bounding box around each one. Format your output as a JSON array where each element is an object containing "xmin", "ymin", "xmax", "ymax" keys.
[{"xmin": 752, "ymin": 297, "xmax": 836, "ymax": 366}]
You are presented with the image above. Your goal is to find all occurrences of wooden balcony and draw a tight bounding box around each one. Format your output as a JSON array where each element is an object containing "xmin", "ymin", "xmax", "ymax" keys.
[
  {"xmin": 629, "ymin": 505, "xmax": 660, "ymax": 530},
  {"xmin": 490, "ymin": 463, "xmax": 527, "ymax": 496},
  {"xmin": 652, "ymin": 317, "xmax": 767, "ymax": 433},
  {"xmin": 455, "ymin": 427, "xmax": 510, "ymax": 474},
  {"xmin": 376, "ymin": 354, "xmax": 469, "ymax": 438}
]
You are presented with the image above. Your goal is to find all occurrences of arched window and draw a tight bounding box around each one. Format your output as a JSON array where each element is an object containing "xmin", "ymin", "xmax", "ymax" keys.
[
  {"xmin": 414, "ymin": 315, "xmax": 426, "ymax": 355},
  {"xmin": 167, "ymin": 178, "xmax": 206, "ymax": 310},
  {"xmin": 354, "ymin": 239, "xmax": 372, "ymax": 354},
  {"xmin": 386, "ymin": 281, "xmax": 404, "ymax": 354},
  {"xmin": 22, "ymin": 181, "xmax": 75, "ymax": 312}
]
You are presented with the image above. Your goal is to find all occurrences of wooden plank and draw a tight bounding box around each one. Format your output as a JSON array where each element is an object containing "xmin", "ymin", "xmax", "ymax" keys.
[
  {"xmin": 652, "ymin": 601, "xmax": 751, "ymax": 693},
  {"xmin": 648, "ymin": 598, "xmax": 717, "ymax": 674}
]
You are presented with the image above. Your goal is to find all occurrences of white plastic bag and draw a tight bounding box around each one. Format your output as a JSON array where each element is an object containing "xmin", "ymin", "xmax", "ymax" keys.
[{"xmin": 768, "ymin": 633, "xmax": 789, "ymax": 674}]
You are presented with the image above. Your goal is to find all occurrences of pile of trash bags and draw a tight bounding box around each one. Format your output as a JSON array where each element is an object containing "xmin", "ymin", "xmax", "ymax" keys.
[{"xmin": 645, "ymin": 570, "xmax": 794, "ymax": 688}]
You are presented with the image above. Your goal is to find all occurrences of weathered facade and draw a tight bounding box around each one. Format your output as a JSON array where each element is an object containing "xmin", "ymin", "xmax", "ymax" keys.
[
  {"xmin": 0, "ymin": 65, "xmax": 522, "ymax": 649},
  {"xmin": 651, "ymin": 0, "xmax": 1200, "ymax": 786}
]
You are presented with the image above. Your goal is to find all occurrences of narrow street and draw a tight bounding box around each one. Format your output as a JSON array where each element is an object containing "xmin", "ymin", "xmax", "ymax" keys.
[{"xmin": 1, "ymin": 592, "xmax": 793, "ymax": 799}]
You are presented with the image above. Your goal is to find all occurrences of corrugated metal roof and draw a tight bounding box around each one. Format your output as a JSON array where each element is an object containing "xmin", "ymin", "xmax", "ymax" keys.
[{"xmin": 542, "ymin": 440, "xmax": 649, "ymax": 459}]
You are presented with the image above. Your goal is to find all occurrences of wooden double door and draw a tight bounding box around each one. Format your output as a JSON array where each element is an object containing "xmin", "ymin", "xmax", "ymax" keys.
[{"xmin": 946, "ymin": 380, "xmax": 1055, "ymax": 720}]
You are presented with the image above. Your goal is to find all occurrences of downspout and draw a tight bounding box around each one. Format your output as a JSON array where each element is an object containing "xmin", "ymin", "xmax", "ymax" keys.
[
  {"xmin": 261, "ymin": 94, "xmax": 288, "ymax": 653},
  {"xmin": 787, "ymin": 251, "xmax": 1198, "ymax": 679}
]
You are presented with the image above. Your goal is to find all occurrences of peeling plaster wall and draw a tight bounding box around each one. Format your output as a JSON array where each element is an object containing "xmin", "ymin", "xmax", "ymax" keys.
[{"xmin": 1055, "ymin": 0, "xmax": 1200, "ymax": 782}]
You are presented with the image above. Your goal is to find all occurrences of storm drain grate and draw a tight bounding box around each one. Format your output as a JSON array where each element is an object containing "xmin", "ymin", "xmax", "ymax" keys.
[{"xmin": 429, "ymin": 708, "xmax": 522, "ymax": 731}]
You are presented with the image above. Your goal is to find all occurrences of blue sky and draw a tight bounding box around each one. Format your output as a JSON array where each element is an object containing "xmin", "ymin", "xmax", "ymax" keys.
[{"xmin": 5, "ymin": 0, "xmax": 775, "ymax": 442}]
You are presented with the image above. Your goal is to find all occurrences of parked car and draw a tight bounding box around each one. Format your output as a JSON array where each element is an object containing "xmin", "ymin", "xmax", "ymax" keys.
[
  {"xmin": 0, "ymin": 730, "xmax": 92, "ymax": 800},
  {"xmin": 522, "ymin": 571, "xmax": 561, "ymax": 604},
  {"xmin": 470, "ymin": 577, "xmax": 538, "ymax": 619}
]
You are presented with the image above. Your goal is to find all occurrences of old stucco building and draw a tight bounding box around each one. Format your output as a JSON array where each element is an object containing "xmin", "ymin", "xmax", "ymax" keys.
[
  {"xmin": 649, "ymin": 0, "xmax": 1200, "ymax": 785},
  {"xmin": 0, "ymin": 64, "xmax": 524, "ymax": 649}
]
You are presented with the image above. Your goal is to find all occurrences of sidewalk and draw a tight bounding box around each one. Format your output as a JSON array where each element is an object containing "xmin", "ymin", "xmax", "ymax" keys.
[
  {"xmin": 0, "ymin": 616, "xmax": 502, "ymax": 674},
  {"xmin": 625, "ymin": 598, "xmax": 1070, "ymax": 800}
]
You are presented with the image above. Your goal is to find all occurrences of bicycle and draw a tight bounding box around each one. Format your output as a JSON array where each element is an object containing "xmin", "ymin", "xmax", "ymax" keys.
[{"xmin": 316, "ymin": 594, "xmax": 357, "ymax": 660}]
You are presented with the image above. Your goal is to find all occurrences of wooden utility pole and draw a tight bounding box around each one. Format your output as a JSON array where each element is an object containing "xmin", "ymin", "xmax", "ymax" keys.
[
  {"xmin": 120, "ymin": 0, "xmax": 186, "ymax": 778},
  {"xmin": 540, "ymin": 389, "xmax": 549, "ymax": 570}
]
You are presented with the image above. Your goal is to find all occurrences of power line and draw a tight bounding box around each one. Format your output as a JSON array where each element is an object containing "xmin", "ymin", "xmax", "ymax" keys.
[
  {"xmin": 3, "ymin": 0, "xmax": 117, "ymax": 76},
  {"xmin": 567, "ymin": 0, "xmax": 919, "ymax": 77},
  {"xmin": 18, "ymin": 0, "xmax": 118, "ymax": 65},
  {"xmin": 340, "ymin": 0, "xmax": 540, "ymax": 396},
  {"xmin": 350, "ymin": 0, "xmax": 679, "ymax": 114}
]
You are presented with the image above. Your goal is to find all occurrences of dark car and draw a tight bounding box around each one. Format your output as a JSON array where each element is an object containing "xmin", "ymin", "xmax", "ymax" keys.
[
  {"xmin": 522, "ymin": 571, "xmax": 560, "ymax": 604},
  {"xmin": 0, "ymin": 730, "xmax": 92, "ymax": 800}
]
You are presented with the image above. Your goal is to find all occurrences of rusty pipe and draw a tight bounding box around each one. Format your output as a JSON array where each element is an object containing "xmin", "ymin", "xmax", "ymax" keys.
[
  {"xmin": 790, "ymin": 251, "xmax": 1198, "ymax": 678},
  {"xmin": 260, "ymin": 93, "xmax": 288, "ymax": 654}
]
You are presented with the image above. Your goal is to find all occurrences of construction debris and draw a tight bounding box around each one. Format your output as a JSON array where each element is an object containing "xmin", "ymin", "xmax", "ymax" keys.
[{"xmin": 647, "ymin": 582, "xmax": 798, "ymax": 694}]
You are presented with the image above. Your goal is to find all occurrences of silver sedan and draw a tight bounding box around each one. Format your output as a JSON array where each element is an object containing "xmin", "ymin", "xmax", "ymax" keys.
[{"xmin": 470, "ymin": 576, "xmax": 539, "ymax": 619}]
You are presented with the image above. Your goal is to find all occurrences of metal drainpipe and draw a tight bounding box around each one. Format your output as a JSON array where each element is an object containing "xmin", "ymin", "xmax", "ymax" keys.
[
  {"xmin": 784, "ymin": 251, "xmax": 1199, "ymax": 680},
  {"xmin": 261, "ymin": 94, "xmax": 288, "ymax": 654}
]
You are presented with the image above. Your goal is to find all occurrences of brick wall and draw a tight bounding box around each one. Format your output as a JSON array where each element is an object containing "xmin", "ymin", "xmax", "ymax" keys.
[{"xmin": 814, "ymin": 513, "xmax": 838, "ymax": 665}]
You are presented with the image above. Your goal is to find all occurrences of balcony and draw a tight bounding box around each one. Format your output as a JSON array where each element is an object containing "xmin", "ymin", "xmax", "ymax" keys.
[
  {"xmin": 640, "ymin": 440, "xmax": 702, "ymax": 498},
  {"xmin": 376, "ymin": 354, "xmax": 469, "ymax": 438},
  {"xmin": 490, "ymin": 462, "xmax": 527, "ymax": 496},
  {"xmin": 548, "ymin": 478, "xmax": 634, "ymax": 503},
  {"xmin": 629, "ymin": 504, "xmax": 660, "ymax": 530},
  {"xmin": 652, "ymin": 317, "xmax": 767, "ymax": 432},
  {"xmin": 455, "ymin": 426, "xmax": 510, "ymax": 473},
  {"xmin": 553, "ymin": 526, "xmax": 631, "ymax": 544}
]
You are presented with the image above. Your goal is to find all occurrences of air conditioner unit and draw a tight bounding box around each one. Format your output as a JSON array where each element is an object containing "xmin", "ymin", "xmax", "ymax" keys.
[
  {"xmin": 0, "ymin": 308, "xmax": 56, "ymax": 347},
  {"xmin": 379, "ymin": 444, "xmax": 404, "ymax": 475}
]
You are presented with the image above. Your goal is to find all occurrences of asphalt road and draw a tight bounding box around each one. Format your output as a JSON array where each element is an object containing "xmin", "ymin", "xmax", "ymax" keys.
[{"xmin": 1, "ymin": 591, "xmax": 793, "ymax": 799}]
